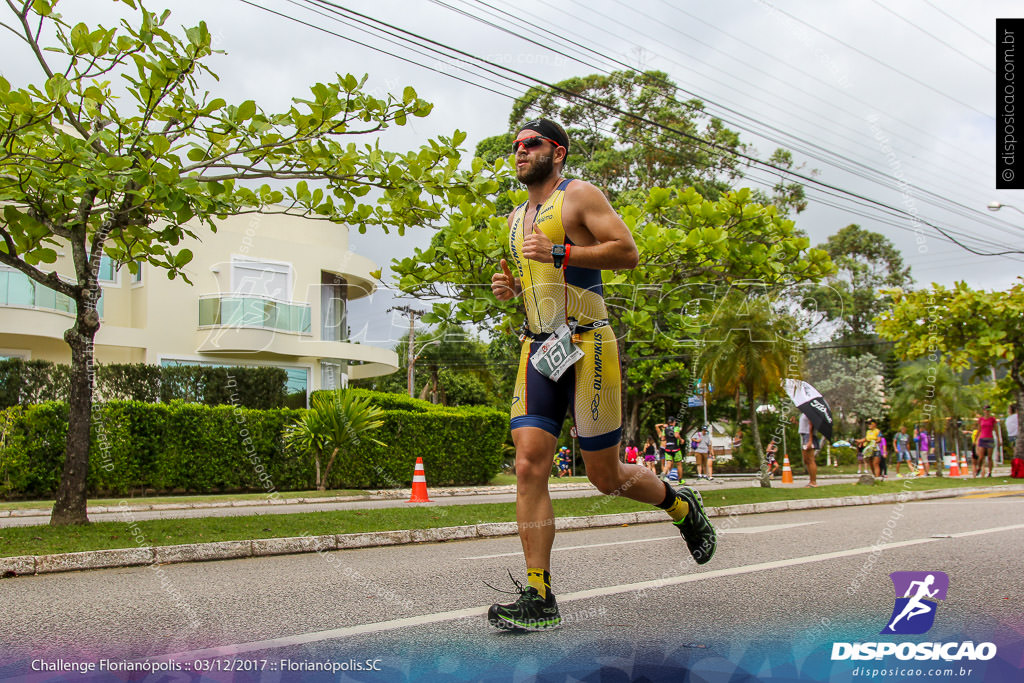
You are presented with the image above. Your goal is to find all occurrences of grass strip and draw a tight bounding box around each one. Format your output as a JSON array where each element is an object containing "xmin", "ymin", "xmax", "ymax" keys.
[
  {"xmin": 0, "ymin": 476, "xmax": 596, "ymax": 511},
  {"xmin": 0, "ymin": 477, "xmax": 1016, "ymax": 559}
]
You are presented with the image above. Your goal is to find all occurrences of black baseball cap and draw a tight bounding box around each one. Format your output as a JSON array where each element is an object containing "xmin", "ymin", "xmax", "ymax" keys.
[{"xmin": 518, "ymin": 118, "xmax": 569, "ymax": 153}]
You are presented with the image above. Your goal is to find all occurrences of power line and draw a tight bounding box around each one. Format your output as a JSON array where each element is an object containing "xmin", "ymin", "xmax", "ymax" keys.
[
  {"xmin": 867, "ymin": 0, "xmax": 991, "ymax": 72},
  {"xmin": 920, "ymin": 0, "xmax": 993, "ymax": 46},
  {"xmin": 454, "ymin": 0, "xmax": 1024, "ymax": 242},
  {"xmin": 241, "ymin": 0, "xmax": 1024, "ymax": 257},
  {"xmin": 755, "ymin": 0, "xmax": 992, "ymax": 118},
  {"xmin": 653, "ymin": 0, "xmax": 992, "ymax": 171}
]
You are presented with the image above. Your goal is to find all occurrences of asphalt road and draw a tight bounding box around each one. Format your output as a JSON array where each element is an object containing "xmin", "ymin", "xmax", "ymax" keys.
[{"xmin": 1, "ymin": 490, "xmax": 1022, "ymax": 681}]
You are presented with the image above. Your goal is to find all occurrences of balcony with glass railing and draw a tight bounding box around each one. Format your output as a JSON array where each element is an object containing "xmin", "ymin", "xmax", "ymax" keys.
[
  {"xmin": 198, "ymin": 294, "xmax": 312, "ymax": 335},
  {"xmin": 0, "ymin": 268, "xmax": 102, "ymax": 316}
]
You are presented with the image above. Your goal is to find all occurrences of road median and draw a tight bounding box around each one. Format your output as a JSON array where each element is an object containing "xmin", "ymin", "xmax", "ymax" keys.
[{"xmin": 2, "ymin": 482, "xmax": 1020, "ymax": 579}]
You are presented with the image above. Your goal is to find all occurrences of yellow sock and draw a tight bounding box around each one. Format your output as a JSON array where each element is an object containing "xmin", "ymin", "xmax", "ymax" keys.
[
  {"xmin": 665, "ymin": 496, "xmax": 689, "ymax": 523},
  {"xmin": 527, "ymin": 568, "xmax": 550, "ymax": 599}
]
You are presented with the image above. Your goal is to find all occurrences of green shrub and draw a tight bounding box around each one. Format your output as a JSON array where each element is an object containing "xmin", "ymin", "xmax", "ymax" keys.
[
  {"xmin": 323, "ymin": 404, "xmax": 507, "ymax": 488},
  {"xmin": 96, "ymin": 365, "xmax": 161, "ymax": 403},
  {"xmin": 0, "ymin": 397, "xmax": 508, "ymax": 497},
  {"xmin": 1, "ymin": 360, "xmax": 291, "ymax": 409},
  {"xmin": 0, "ymin": 359, "xmax": 69, "ymax": 407},
  {"xmin": 830, "ymin": 445, "xmax": 858, "ymax": 466},
  {"xmin": 313, "ymin": 388, "xmax": 436, "ymax": 412}
]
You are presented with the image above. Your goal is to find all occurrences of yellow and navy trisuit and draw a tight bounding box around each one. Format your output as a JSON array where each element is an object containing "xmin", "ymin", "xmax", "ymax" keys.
[{"xmin": 508, "ymin": 178, "xmax": 622, "ymax": 451}]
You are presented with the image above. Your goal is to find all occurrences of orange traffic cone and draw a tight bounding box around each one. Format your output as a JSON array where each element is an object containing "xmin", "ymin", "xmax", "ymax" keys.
[
  {"xmin": 949, "ymin": 453, "xmax": 961, "ymax": 477},
  {"xmin": 917, "ymin": 458, "xmax": 926, "ymax": 477},
  {"xmin": 407, "ymin": 457, "xmax": 433, "ymax": 502},
  {"xmin": 781, "ymin": 452, "xmax": 794, "ymax": 483},
  {"xmin": 959, "ymin": 452, "xmax": 968, "ymax": 475}
]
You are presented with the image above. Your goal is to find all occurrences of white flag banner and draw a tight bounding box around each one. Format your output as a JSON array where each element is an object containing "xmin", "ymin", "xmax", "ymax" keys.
[{"xmin": 783, "ymin": 379, "xmax": 834, "ymax": 441}]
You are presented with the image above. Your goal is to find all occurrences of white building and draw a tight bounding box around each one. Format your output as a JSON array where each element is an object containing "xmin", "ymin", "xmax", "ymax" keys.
[{"xmin": 0, "ymin": 214, "xmax": 399, "ymax": 400}]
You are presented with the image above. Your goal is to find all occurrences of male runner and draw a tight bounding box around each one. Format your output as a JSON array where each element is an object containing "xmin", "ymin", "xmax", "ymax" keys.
[
  {"xmin": 488, "ymin": 118, "xmax": 717, "ymax": 631},
  {"xmin": 655, "ymin": 416, "xmax": 684, "ymax": 482}
]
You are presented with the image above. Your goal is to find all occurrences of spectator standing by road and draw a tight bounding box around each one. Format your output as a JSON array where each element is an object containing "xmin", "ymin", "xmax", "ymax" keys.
[
  {"xmin": 918, "ymin": 428, "xmax": 931, "ymax": 476},
  {"xmin": 894, "ymin": 426, "xmax": 913, "ymax": 477},
  {"xmin": 798, "ymin": 412, "xmax": 819, "ymax": 487},
  {"xmin": 1007, "ymin": 405, "xmax": 1018, "ymax": 449},
  {"xmin": 856, "ymin": 420, "xmax": 881, "ymax": 477},
  {"xmin": 693, "ymin": 427, "xmax": 715, "ymax": 481},
  {"xmin": 974, "ymin": 406, "xmax": 999, "ymax": 478},
  {"xmin": 642, "ymin": 436, "xmax": 659, "ymax": 474},
  {"xmin": 877, "ymin": 435, "xmax": 889, "ymax": 480},
  {"xmin": 624, "ymin": 441, "xmax": 639, "ymax": 465}
]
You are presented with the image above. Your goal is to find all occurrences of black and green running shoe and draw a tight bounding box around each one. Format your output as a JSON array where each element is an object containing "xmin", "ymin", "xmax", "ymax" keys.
[
  {"xmin": 487, "ymin": 576, "xmax": 561, "ymax": 631},
  {"xmin": 673, "ymin": 486, "xmax": 717, "ymax": 564}
]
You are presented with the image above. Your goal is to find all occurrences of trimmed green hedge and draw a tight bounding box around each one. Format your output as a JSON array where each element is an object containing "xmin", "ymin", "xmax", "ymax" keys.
[
  {"xmin": 0, "ymin": 360, "xmax": 290, "ymax": 409},
  {"xmin": 0, "ymin": 391, "xmax": 508, "ymax": 498}
]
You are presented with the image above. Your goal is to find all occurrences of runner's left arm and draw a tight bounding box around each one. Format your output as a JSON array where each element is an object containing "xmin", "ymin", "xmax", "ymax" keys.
[{"xmin": 521, "ymin": 181, "xmax": 638, "ymax": 270}]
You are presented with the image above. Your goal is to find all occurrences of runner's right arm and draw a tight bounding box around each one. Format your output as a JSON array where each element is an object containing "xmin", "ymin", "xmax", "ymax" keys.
[{"xmin": 491, "ymin": 213, "xmax": 522, "ymax": 301}]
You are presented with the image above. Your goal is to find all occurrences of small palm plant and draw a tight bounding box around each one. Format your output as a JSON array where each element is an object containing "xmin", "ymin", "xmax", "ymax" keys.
[{"xmin": 285, "ymin": 390, "xmax": 386, "ymax": 491}]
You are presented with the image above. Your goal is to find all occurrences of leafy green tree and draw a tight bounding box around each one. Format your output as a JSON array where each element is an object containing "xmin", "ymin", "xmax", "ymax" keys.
[
  {"xmin": 694, "ymin": 294, "xmax": 803, "ymax": 487},
  {"xmin": 887, "ymin": 360, "xmax": 980, "ymax": 470},
  {"xmin": 352, "ymin": 324, "xmax": 500, "ymax": 406},
  {"xmin": 395, "ymin": 185, "xmax": 833, "ymax": 445},
  {"xmin": 0, "ymin": 0, "xmax": 496, "ymax": 524},
  {"xmin": 506, "ymin": 70, "xmax": 746, "ymax": 202},
  {"xmin": 284, "ymin": 390, "xmax": 385, "ymax": 491},
  {"xmin": 875, "ymin": 278, "xmax": 1024, "ymax": 462},
  {"xmin": 804, "ymin": 349, "xmax": 887, "ymax": 436},
  {"xmin": 807, "ymin": 224, "xmax": 912, "ymax": 347}
]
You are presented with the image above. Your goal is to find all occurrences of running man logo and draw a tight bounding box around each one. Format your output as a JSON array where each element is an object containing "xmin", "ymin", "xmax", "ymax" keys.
[{"xmin": 881, "ymin": 571, "xmax": 949, "ymax": 635}]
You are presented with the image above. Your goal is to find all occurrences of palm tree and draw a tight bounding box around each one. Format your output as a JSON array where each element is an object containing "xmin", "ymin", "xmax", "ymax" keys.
[
  {"xmin": 695, "ymin": 295, "xmax": 802, "ymax": 487},
  {"xmin": 888, "ymin": 361, "xmax": 980, "ymax": 475},
  {"xmin": 285, "ymin": 390, "xmax": 386, "ymax": 490}
]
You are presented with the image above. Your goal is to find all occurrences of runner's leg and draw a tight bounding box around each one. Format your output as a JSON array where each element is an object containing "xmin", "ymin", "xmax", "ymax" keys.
[{"xmin": 512, "ymin": 426, "xmax": 559, "ymax": 572}]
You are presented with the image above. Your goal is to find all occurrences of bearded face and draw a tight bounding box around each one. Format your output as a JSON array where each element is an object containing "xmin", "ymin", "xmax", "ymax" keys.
[{"xmin": 516, "ymin": 149, "xmax": 556, "ymax": 185}]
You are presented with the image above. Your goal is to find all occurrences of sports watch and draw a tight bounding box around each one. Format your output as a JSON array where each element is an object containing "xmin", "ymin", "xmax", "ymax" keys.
[{"xmin": 551, "ymin": 244, "xmax": 566, "ymax": 269}]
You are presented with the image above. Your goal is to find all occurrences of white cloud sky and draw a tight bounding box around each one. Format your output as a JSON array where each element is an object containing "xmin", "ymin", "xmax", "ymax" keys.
[{"xmin": 2, "ymin": 0, "xmax": 1020, "ymax": 344}]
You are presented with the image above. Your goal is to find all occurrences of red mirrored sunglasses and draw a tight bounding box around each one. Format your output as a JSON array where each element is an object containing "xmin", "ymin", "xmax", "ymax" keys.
[{"xmin": 513, "ymin": 135, "xmax": 564, "ymax": 155}]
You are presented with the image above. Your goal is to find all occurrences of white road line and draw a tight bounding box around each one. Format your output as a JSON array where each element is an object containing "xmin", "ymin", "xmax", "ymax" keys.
[
  {"xmin": 913, "ymin": 500, "xmax": 1024, "ymax": 505},
  {"xmin": 155, "ymin": 522, "xmax": 1024, "ymax": 662},
  {"xmin": 460, "ymin": 522, "xmax": 821, "ymax": 560}
]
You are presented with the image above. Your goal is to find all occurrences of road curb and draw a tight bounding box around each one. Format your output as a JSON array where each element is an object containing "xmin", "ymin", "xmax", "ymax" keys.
[
  {"xmin": 0, "ymin": 482, "xmax": 604, "ymax": 519},
  {"xmin": 2, "ymin": 484, "xmax": 1021, "ymax": 578}
]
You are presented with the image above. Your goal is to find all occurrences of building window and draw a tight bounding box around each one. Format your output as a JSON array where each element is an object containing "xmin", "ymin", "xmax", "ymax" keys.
[
  {"xmin": 98, "ymin": 254, "xmax": 116, "ymax": 283},
  {"xmin": 321, "ymin": 271, "xmax": 347, "ymax": 342},
  {"xmin": 159, "ymin": 358, "xmax": 309, "ymax": 406},
  {"xmin": 131, "ymin": 260, "xmax": 143, "ymax": 284},
  {"xmin": 231, "ymin": 257, "xmax": 292, "ymax": 301},
  {"xmin": 321, "ymin": 361, "xmax": 348, "ymax": 390}
]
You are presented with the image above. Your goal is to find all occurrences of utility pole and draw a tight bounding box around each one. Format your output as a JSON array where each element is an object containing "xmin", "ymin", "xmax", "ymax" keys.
[{"xmin": 389, "ymin": 305, "xmax": 425, "ymax": 397}]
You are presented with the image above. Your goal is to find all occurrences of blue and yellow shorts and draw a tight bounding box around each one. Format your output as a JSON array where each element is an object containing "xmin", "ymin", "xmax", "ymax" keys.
[{"xmin": 510, "ymin": 324, "xmax": 621, "ymax": 451}]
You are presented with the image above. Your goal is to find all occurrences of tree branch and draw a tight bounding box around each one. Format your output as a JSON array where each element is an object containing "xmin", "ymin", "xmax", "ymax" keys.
[{"xmin": 0, "ymin": 246, "xmax": 78, "ymax": 298}]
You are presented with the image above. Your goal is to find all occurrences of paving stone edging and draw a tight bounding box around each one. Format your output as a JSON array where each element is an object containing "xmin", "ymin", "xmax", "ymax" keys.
[
  {"xmin": 0, "ymin": 482, "xmax": 607, "ymax": 518},
  {"xmin": 2, "ymin": 484, "xmax": 1020, "ymax": 579}
]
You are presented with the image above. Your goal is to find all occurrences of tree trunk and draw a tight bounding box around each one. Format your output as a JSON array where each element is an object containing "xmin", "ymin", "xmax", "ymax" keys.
[
  {"xmin": 623, "ymin": 393, "xmax": 640, "ymax": 447},
  {"xmin": 50, "ymin": 303, "xmax": 101, "ymax": 526},
  {"xmin": 321, "ymin": 447, "xmax": 340, "ymax": 491},
  {"xmin": 748, "ymin": 385, "xmax": 770, "ymax": 488},
  {"xmin": 1011, "ymin": 359, "xmax": 1024, "ymax": 462},
  {"xmin": 315, "ymin": 455, "xmax": 323, "ymax": 491}
]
